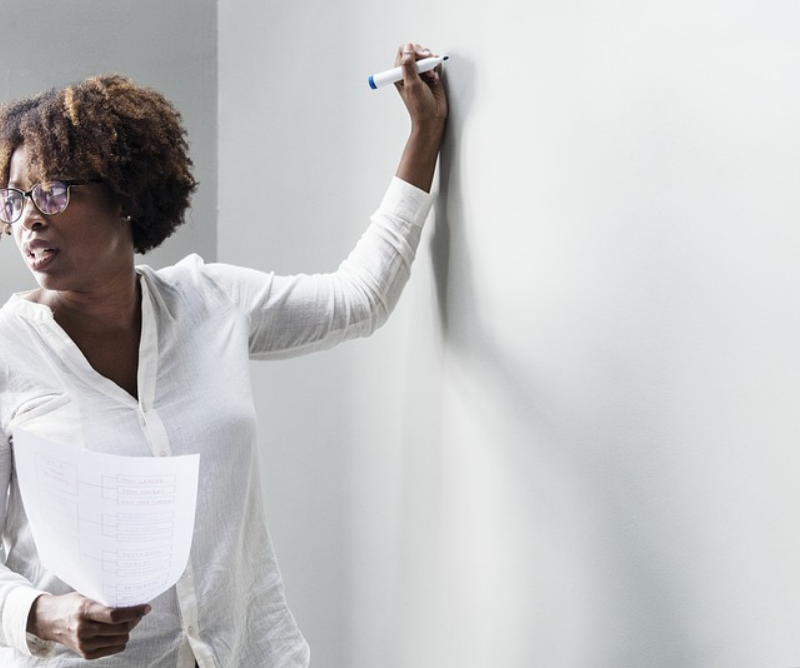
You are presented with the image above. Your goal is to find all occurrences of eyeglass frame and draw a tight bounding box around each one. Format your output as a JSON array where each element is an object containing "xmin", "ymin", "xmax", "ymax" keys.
[{"xmin": 0, "ymin": 178, "xmax": 104, "ymax": 225}]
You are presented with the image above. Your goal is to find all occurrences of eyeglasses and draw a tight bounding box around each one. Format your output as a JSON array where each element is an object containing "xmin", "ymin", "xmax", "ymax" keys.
[{"xmin": 0, "ymin": 179, "xmax": 103, "ymax": 224}]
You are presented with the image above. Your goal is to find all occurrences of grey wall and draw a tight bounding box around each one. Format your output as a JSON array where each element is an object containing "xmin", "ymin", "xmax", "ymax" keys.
[
  {"xmin": 219, "ymin": 2, "xmax": 800, "ymax": 668},
  {"xmin": 0, "ymin": 0, "xmax": 217, "ymax": 304},
  {"xmin": 4, "ymin": 2, "xmax": 800, "ymax": 667}
]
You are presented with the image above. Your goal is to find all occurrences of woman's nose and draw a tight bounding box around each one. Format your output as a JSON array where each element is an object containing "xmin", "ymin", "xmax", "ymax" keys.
[{"xmin": 16, "ymin": 195, "xmax": 45, "ymax": 231}]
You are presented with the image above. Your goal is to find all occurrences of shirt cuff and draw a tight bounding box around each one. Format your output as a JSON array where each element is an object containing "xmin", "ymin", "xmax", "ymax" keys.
[
  {"xmin": 3, "ymin": 588, "xmax": 55, "ymax": 658},
  {"xmin": 381, "ymin": 177, "xmax": 434, "ymax": 228},
  {"xmin": 26, "ymin": 632, "xmax": 56, "ymax": 658}
]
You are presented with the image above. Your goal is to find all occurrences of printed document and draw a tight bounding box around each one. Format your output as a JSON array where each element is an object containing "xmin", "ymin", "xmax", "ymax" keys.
[{"xmin": 12, "ymin": 427, "xmax": 200, "ymax": 607}]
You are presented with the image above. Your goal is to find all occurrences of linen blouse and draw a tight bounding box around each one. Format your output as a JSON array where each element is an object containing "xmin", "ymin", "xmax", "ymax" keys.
[{"xmin": 0, "ymin": 177, "xmax": 432, "ymax": 667}]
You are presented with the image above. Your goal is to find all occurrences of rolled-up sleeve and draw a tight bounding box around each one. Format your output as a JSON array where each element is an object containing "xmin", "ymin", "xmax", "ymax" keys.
[
  {"xmin": 0, "ymin": 436, "xmax": 55, "ymax": 658},
  {"xmin": 202, "ymin": 177, "xmax": 434, "ymax": 359}
]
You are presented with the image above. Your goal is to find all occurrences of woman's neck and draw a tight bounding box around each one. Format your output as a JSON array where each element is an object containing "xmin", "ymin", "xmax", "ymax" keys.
[{"xmin": 36, "ymin": 272, "xmax": 142, "ymax": 334}]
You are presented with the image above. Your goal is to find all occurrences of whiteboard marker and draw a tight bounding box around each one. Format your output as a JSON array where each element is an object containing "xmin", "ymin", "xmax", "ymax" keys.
[{"xmin": 368, "ymin": 55, "xmax": 449, "ymax": 90}]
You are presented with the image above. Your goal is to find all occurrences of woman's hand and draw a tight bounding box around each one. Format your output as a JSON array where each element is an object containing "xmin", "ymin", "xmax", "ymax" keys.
[
  {"xmin": 393, "ymin": 42, "xmax": 450, "ymax": 192},
  {"xmin": 27, "ymin": 592, "xmax": 151, "ymax": 660},
  {"xmin": 394, "ymin": 43, "xmax": 449, "ymax": 131}
]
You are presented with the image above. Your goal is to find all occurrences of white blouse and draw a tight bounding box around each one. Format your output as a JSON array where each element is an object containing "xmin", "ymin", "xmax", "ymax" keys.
[{"xmin": 0, "ymin": 177, "xmax": 432, "ymax": 667}]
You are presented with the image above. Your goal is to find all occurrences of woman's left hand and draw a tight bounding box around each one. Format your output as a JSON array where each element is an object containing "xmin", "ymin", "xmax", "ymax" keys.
[{"xmin": 393, "ymin": 43, "xmax": 449, "ymax": 132}]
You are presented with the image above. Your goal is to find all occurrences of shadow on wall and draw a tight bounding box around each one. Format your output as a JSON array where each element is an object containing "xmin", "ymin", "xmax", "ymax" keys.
[
  {"xmin": 427, "ymin": 54, "xmax": 698, "ymax": 663},
  {"xmin": 433, "ymin": 51, "xmax": 550, "ymax": 449}
]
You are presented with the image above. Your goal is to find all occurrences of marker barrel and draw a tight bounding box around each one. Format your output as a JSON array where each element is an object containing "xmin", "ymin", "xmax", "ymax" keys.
[{"xmin": 368, "ymin": 55, "xmax": 448, "ymax": 90}]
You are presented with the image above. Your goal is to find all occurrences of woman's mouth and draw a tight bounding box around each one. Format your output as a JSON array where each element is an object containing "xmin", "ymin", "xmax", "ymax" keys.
[{"xmin": 26, "ymin": 246, "xmax": 59, "ymax": 271}]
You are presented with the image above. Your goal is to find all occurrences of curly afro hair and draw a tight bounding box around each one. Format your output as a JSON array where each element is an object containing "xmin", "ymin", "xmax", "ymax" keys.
[{"xmin": 0, "ymin": 74, "xmax": 197, "ymax": 254}]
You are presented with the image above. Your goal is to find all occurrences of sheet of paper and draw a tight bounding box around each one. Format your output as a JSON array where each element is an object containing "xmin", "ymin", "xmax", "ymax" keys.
[{"xmin": 12, "ymin": 427, "xmax": 199, "ymax": 608}]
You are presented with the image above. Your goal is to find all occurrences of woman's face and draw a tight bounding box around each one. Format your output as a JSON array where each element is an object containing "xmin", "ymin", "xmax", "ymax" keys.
[{"xmin": 8, "ymin": 145, "xmax": 135, "ymax": 294}]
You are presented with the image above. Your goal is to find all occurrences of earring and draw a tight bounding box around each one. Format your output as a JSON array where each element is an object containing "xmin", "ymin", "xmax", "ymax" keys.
[{"xmin": 123, "ymin": 214, "xmax": 132, "ymax": 221}]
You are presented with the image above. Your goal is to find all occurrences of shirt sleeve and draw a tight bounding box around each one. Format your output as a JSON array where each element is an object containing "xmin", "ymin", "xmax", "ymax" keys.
[
  {"xmin": 205, "ymin": 176, "xmax": 434, "ymax": 359},
  {"xmin": 0, "ymin": 435, "xmax": 55, "ymax": 658}
]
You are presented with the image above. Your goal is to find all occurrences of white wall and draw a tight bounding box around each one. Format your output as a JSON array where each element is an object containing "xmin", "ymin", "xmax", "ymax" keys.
[
  {"xmin": 0, "ymin": 0, "xmax": 217, "ymax": 304},
  {"xmin": 5, "ymin": 2, "xmax": 798, "ymax": 666},
  {"xmin": 220, "ymin": 2, "xmax": 800, "ymax": 667}
]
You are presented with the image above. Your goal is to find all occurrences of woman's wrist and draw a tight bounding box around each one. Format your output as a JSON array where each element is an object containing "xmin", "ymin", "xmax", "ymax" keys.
[
  {"xmin": 410, "ymin": 118, "xmax": 446, "ymax": 143},
  {"xmin": 396, "ymin": 122, "xmax": 447, "ymax": 193},
  {"xmin": 27, "ymin": 594, "xmax": 48, "ymax": 639}
]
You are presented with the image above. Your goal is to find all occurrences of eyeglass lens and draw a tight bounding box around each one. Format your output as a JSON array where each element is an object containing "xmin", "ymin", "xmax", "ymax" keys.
[{"xmin": 0, "ymin": 182, "xmax": 70, "ymax": 223}]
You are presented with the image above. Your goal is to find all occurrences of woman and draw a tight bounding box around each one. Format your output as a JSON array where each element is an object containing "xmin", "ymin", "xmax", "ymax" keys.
[{"xmin": 0, "ymin": 43, "xmax": 447, "ymax": 666}]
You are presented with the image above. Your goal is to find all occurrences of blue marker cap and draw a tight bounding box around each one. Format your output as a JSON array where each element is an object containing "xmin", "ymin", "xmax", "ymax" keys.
[{"xmin": 368, "ymin": 75, "xmax": 377, "ymax": 90}]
